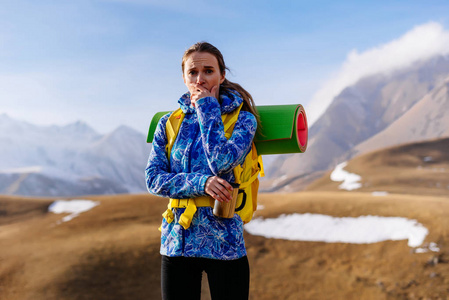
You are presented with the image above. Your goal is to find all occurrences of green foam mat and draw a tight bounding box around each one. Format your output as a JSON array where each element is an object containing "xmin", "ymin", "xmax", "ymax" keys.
[{"xmin": 147, "ymin": 104, "xmax": 308, "ymax": 155}]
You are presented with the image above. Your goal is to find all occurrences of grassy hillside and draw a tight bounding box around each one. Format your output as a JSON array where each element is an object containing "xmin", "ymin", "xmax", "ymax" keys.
[
  {"xmin": 0, "ymin": 194, "xmax": 165, "ymax": 300},
  {"xmin": 1, "ymin": 190, "xmax": 448, "ymax": 299},
  {"xmin": 307, "ymin": 137, "xmax": 449, "ymax": 197}
]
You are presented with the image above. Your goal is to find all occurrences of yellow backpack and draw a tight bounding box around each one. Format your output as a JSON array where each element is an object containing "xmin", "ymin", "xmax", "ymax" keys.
[{"xmin": 164, "ymin": 103, "xmax": 264, "ymax": 227}]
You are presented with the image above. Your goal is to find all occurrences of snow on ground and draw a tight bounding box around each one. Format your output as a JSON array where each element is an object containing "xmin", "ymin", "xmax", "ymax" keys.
[
  {"xmin": 371, "ymin": 191, "xmax": 389, "ymax": 196},
  {"xmin": 48, "ymin": 199, "xmax": 100, "ymax": 223},
  {"xmin": 414, "ymin": 242, "xmax": 440, "ymax": 253},
  {"xmin": 245, "ymin": 213, "xmax": 429, "ymax": 248},
  {"xmin": 0, "ymin": 166, "xmax": 42, "ymax": 174},
  {"xmin": 330, "ymin": 162, "xmax": 362, "ymax": 191},
  {"xmin": 271, "ymin": 175, "xmax": 288, "ymax": 187}
]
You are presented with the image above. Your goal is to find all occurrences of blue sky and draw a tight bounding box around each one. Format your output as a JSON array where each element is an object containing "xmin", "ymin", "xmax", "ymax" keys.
[{"xmin": 1, "ymin": 0, "xmax": 449, "ymax": 134}]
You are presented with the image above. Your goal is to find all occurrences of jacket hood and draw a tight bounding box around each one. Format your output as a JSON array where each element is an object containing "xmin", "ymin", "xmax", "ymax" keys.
[{"xmin": 178, "ymin": 89, "xmax": 243, "ymax": 114}]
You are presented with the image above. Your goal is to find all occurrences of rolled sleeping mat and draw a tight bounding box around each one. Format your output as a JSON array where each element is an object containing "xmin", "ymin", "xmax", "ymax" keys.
[
  {"xmin": 147, "ymin": 104, "xmax": 308, "ymax": 155},
  {"xmin": 254, "ymin": 104, "xmax": 308, "ymax": 155},
  {"xmin": 147, "ymin": 111, "xmax": 170, "ymax": 143}
]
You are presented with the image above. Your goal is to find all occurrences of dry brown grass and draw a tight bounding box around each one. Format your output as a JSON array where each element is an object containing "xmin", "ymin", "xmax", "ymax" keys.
[
  {"xmin": 1, "ymin": 190, "xmax": 448, "ymax": 300},
  {"xmin": 307, "ymin": 137, "xmax": 449, "ymax": 198},
  {"xmin": 250, "ymin": 192, "xmax": 449, "ymax": 300}
]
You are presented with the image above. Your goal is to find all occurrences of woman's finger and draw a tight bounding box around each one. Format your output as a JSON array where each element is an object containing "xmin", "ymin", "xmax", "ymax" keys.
[
  {"xmin": 216, "ymin": 177, "xmax": 233, "ymax": 191},
  {"xmin": 205, "ymin": 176, "xmax": 233, "ymax": 202},
  {"xmin": 210, "ymin": 85, "xmax": 219, "ymax": 98},
  {"xmin": 212, "ymin": 184, "xmax": 232, "ymax": 202},
  {"xmin": 190, "ymin": 83, "xmax": 215, "ymax": 100},
  {"xmin": 208, "ymin": 182, "xmax": 230, "ymax": 202},
  {"xmin": 191, "ymin": 83, "xmax": 205, "ymax": 94},
  {"xmin": 210, "ymin": 188, "xmax": 228, "ymax": 202}
]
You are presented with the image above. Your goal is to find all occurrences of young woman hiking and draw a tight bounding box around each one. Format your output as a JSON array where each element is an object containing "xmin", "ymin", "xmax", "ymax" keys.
[{"xmin": 145, "ymin": 42, "xmax": 259, "ymax": 300}]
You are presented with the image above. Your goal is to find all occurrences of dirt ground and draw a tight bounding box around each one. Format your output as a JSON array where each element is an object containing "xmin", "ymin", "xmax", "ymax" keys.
[{"xmin": 1, "ymin": 191, "xmax": 448, "ymax": 300}]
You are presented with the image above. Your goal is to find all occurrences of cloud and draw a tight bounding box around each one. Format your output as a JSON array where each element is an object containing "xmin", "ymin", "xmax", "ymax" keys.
[{"xmin": 306, "ymin": 22, "xmax": 449, "ymax": 126}]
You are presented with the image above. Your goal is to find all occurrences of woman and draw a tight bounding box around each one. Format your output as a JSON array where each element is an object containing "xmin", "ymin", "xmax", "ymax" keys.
[{"xmin": 146, "ymin": 42, "xmax": 259, "ymax": 300}]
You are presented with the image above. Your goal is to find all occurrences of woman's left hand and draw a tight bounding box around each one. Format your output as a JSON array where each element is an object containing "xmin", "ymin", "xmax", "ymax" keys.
[
  {"xmin": 205, "ymin": 176, "xmax": 233, "ymax": 202},
  {"xmin": 190, "ymin": 84, "xmax": 218, "ymax": 107}
]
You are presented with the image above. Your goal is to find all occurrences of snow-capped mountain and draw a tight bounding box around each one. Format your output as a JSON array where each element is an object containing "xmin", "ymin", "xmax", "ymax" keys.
[{"xmin": 0, "ymin": 115, "xmax": 151, "ymax": 196}]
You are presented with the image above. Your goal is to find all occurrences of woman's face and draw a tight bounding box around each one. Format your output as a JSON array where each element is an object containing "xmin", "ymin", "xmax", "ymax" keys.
[{"xmin": 183, "ymin": 51, "xmax": 225, "ymax": 100}]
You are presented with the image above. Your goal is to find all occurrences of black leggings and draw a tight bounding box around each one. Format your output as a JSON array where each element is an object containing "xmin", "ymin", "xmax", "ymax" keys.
[{"xmin": 161, "ymin": 255, "xmax": 250, "ymax": 300}]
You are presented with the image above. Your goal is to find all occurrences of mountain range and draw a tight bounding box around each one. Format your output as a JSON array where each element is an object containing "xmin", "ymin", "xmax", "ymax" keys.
[
  {"xmin": 2, "ymin": 54, "xmax": 449, "ymax": 196},
  {"xmin": 0, "ymin": 115, "xmax": 151, "ymax": 196},
  {"xmin": 261, "ymin": 54, "xmax": 449, "ymax": 192}
]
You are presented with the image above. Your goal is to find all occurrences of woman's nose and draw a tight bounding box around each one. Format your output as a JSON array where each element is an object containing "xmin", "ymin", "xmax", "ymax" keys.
[{"xmin": 196, "ymin": 73, "xmax": 205, "ymax": 84}]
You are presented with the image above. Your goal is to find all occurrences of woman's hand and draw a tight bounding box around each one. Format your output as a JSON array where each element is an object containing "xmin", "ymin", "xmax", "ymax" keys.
[
  {"xmin": 205, "ymin": 176, "xmax": 233, "ymax": 202},
  {"xmin": 190, "ymin": 84, "xmax": 219, "ymax": 107}
]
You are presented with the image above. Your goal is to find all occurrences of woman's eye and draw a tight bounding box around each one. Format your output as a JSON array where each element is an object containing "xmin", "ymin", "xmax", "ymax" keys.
[
  {"xmin": 189, "ymin": 70, "xmax": 197, "ymax": 75},
  {"xmin": 205, "ymin": 69, "xmax": 213, "ymax": 74}
]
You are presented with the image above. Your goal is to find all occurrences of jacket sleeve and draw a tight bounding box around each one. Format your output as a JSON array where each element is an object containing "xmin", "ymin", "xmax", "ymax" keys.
[
  {"xmin": 195, "ymin": 96, "xmax": 257, "ymax": 176},
  {"xmin": 145, "ymin": 113, "xmax": 210, "ymax": 199}
]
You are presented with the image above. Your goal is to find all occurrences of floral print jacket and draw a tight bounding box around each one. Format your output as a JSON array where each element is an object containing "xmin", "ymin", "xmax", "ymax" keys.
[{"xmin": 145, "ymin": 89, "xmax": 257, "ymax": 260}]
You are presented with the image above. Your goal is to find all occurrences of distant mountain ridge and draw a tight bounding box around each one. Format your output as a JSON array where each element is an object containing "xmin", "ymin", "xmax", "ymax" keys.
[
  {"xmin": 262, "ymin": 55, "xmax": 449, "ymax": 192},
  {"xmin": 0, "ymin": 114, "xmax": 151, "ymax": 196},
  {"xmin": 353, "ymin": 77, "xmax": 449, "ymax": 155}
]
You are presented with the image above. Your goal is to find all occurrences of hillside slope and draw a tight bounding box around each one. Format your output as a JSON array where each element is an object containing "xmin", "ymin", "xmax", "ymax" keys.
[
  {"xmin": 307, "ymin": 136, "xmax": 449, "ymax": 197},
  {"xmin": 1, "ymin": 189, "xmax": 448, "ymax": 299}
]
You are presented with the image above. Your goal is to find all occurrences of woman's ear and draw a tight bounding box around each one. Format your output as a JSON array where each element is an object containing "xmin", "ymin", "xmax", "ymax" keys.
[{"xmin": 220, "ymin": 71, "xmax": 225, "ymax": 84}]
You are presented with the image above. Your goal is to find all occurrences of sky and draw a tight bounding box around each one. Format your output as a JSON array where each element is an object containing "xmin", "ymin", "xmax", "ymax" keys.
[{"xmin": 1, "ymin": 0, "xmax": 449, "ymax": 134}]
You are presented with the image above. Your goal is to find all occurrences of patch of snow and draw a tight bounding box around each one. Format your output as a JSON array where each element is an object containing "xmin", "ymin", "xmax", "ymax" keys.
[
  {"xmin": 423, "ymin": 156, "xmax": 433, "ymax": 162},
  {"xmin": 272, "ymin": 175, "xmax": 288, "ymax": 187},
  {"xmin": 330, "ymin": 162, "xmax": 362, "ymax": 191},
  {"xmin": 429, "ymin": 242, "xmax": 440, "ymax": 252},
  {"xmin": 0, "ymin": 166, "xmax": 42, "ymax": 174},
  {"xmin": 257, "ymin": 204, "xmax": 265, "ymax": 210},
  {"xmin": 372, "ymin": 191, "xmax": 389, "ymax": 196},
  {"xmin": 245, "ymin": 213, "xmax": 428, "ymax": 248},
  {"xmin": 414, "ymin": 248, "xmax": 427, "ymax": 253},
  {"xmin": 414, "ymin": 242, "xmax": 440, "ymax": 253},
  {"xmin": 48, "ymin": 199, "xmax": 100, "ymax": 223}
]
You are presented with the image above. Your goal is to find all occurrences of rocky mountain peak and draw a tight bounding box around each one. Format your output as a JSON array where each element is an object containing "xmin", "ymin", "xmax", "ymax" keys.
[{"xmin": 262, "ymin": 54, "xmax": 449, "ymax": 192}]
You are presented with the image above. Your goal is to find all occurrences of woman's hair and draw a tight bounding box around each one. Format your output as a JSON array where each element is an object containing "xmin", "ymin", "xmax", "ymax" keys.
[{"xmin": 182, "ymin": 42, "xmax": 261, "ymax": 129}]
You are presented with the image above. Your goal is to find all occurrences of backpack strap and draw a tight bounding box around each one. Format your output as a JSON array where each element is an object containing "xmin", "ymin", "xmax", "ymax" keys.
[
  {"xmin": 236, "ymin": 143, "xmax": 262, "ymax": 189},
  {"xmin": 222, "ymin": 103, "xmax": 243, "ymax": 138},
  {"xmin": 165, "ymin": 108, "xmax": 184, "ymax": 160},
  {"xmin": 258, "ymin": 155, "xmax": 265, "ymax": 178},
  {"xmin": 161, "ymin": 197, "xmax": 214, "ymax": 230}
]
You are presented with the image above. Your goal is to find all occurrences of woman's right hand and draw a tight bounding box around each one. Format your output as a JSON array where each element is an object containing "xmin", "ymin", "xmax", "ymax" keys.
[
  {"xmin": 189, "ymin": 84, "xmax": 219, "ymax": 107},
  {"xmin": 205, "ymin": 176, "xmax": 233, "ymax": 202}
]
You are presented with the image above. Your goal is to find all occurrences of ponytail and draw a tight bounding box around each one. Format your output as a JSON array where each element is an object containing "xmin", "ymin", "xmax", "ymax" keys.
[{"xmin": 220, "ymin": 79, "xmax": 261, "ymax": 131}]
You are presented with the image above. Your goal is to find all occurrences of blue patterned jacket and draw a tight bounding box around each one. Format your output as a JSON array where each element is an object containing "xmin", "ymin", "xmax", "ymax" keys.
[{"xmin": 145, "ymin": 89, "xmax": 257, "ymax": 260}]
